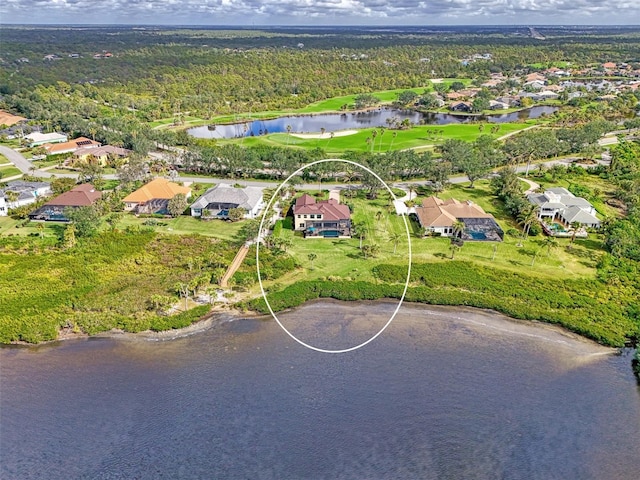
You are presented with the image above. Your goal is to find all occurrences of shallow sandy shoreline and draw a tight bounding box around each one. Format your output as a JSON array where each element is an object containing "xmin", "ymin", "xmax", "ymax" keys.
[{"xmin": 24, "ymin": 300, "xmax": 617, "ymax": 355}]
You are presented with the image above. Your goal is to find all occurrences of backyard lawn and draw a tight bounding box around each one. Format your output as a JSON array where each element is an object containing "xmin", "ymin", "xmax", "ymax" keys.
[
  {"xmin": 0, "ymin": 165, "xmax": 22, "ymax": 178},
  {"xmin": 267, "ymin": 182, "xmax": 604, "ymax": 294}
]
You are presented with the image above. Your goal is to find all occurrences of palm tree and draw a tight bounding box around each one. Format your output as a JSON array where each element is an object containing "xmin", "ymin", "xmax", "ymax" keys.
[
  {"xmin": 307, "ymin": 252, "xmax": 317, "ymax": 270},
  {"xmin": 388, "ymin": 132, "xmax": 398, "ymax": 151},
  {"xmin": 449, "ymin": 243, "xmax": 461, "ymax": 259},
  {"xmin": 36, "ymin": 222, "xmax": 45, "ymax": 238},
  {"xmin": 569, "ymin": 222, "xmax": 582, "ymax": 248},
  {"xmin": 378, "ymin": 127, "xmax": 385, "ymax": 152},
  {"xmin": 370, "ymin": 129, "xmax": 378, "ymax": 152},
  {"xmin": 491, "ymin": 243, "xmax": 498, "ymax": 261},
  {"xmin": 327, "ymin": 131, "xmax": 335, "ymax": 148},
  {"xmin": 407, "ymin": 184, "xmax": 417, "ymax": 201},
  {"xmin": 389, "ymin": 232, "xmax": 402, "ymax": 254},
  {"xmin": 452, "ymin": 220, "xmax": 465, "ymax": 239},
  {"xmin": 352, "ymin": 223, "xmax": 367, "ymax": 249},
  {"xmin": 530, "ymin": 249, "xmax": 539, "ymax": 267},
  {"xmin": 517, "ymin": 207, "xmax": 539, "ymax": 244},
  {"xmin": 543, "ymin": 236, "xmax": 559, "ymax": 256}
]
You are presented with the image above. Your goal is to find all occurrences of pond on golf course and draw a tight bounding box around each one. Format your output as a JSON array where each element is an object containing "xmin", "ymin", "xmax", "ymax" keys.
[{"xmin": 188, "ymin": 105, "xmax": 558, "ymax": 139}]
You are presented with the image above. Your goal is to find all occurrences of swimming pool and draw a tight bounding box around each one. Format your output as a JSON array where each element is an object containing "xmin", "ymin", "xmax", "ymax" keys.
[{"xmin": 468, "ymin": 231, "xmax": 488, "ymax": 240}]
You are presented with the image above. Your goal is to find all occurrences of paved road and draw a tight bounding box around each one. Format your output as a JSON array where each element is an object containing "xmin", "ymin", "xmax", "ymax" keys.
[
  {"xmin": 0, "ymin": 145, "xmax": 34, "ymax": 174},
  {"xmin": 0, "ymin": 145, "xmax": 609, "ymax": 191}
]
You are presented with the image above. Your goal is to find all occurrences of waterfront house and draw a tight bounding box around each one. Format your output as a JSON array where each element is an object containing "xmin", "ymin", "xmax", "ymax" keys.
[
  {"xmin": 527, "ymin": 187, "xmax": 600, "ymax": 229},
  {"xmin": 29, "ymin": 183, "xmax": 101, "ymax": 221},
  {"xmin": 449, "ymin": 101, "xmax": 473, "ymax": 113},
  {"xmin": 293, "ymin": 193, "xmax": 351, "ymax": 238},
  {"xmin": 414, "ymin": 196, "xmax": 503, "ymax": 241},
  {"xmin": 0, "ymin": 180, "xmax": 52, "ymax": 216},
  {"xmin": 489, "ymin": 100, "xmax": 510, "ymax": 110},
  {"xmin": 123, "ymin": 178, "xmax": 191, "ymax": 215},
  {"xmin": 190, "ymin": 183, "xmax": 264, "ymax": 219}
]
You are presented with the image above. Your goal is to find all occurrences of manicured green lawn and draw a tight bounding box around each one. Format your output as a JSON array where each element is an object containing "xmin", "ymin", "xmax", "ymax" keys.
[
  {"xmin": 269, "ymin": 182, "xmax": 603, "ymax": 294},
  {"xmin": 150, "ymin": 115, "xmax": 207, "ymax": 128},
  {"xmin": 0, "ymin": 217, "xmax": 65, "ymax": 238},
  {"xmin": 294, "ymin": 81, "xmax": 471, "ymax": 113},
  {"xmin": 0, "ymin": 165, "xmax": 22, "ymax": 178},
  {"xmin": 230, "ymin": 122, "xmax": 533, "ymax": 154}
]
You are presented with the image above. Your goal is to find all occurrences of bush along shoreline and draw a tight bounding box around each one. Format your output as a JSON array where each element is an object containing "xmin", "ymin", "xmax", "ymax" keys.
[{"xmin": 244, "ymin": 261, "xmax": 640, "ymax": 348}]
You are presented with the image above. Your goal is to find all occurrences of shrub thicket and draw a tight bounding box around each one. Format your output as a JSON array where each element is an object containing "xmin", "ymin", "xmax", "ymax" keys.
[{"xmin": 246, "ymin": 261, "xmax": 640, "ymax": 347}]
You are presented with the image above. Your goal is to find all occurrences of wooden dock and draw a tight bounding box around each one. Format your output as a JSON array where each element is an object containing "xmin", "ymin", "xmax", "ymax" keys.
[{"xmin": 220, "ymin": 244, "xmax": 250, "ymax": 288}]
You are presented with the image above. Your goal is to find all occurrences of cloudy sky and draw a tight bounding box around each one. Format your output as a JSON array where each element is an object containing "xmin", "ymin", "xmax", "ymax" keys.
[{"xmin": 1, "ymin": 0, "xmax": 639, "ymax": 25}]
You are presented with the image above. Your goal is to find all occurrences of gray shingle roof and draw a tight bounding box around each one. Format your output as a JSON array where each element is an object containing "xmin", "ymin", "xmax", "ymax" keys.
[
  {"xmin": 561, "ymin": 206, "xmax": 601, "ymax": 225},
  {"xmin": 0, "ymin": 180, "xmax": 51, "ymax": 202},
  {"xmin": 191, "ymin": 183, "xmax": 263, "ymax": 211}
]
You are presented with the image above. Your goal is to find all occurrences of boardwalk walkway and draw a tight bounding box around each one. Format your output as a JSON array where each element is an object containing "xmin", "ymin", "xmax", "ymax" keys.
[{"xmin": 220, "ymin": 244, "xmax": 250, "ymax": 288}]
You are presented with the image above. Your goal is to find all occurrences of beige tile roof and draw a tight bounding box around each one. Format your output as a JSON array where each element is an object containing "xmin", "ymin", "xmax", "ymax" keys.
[
  {"xmin": 415, "ymin": 196, "xmax": 491, "ymax": 228},
  {"xmin": 123, "ymin": 178, "xmax": 191, "ymax": 203}
]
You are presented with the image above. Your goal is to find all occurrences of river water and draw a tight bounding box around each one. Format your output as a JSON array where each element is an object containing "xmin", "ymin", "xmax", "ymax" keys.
[
  {"xmin": 188, "ymin": 106, "xmax": 558, "ymax": 139},
  {"xmin": 1, "ymin": 301, "xmax": 639, "ymax": 479}
]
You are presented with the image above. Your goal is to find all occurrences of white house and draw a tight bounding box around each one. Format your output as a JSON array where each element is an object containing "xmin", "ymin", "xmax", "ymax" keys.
[
  {"xmin": 24, "ymin": 132, "xmax": 67, "ymax": 147},
  {"xmin": 0, "ymin": 180, "xmax": 52, "ymax": 216},
  {"xmin": 527, "ymin": 187, "xmax": 600, "ymax": 228},
  {"xmin": 190, "ymin": 183, "xmax": 264, "ymax": 219}
]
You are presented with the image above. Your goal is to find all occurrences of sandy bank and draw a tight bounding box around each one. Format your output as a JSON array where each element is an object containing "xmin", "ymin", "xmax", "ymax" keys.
[{"xmin": 291, "ymin": 129, "xmax": 358, "ymax": 139}]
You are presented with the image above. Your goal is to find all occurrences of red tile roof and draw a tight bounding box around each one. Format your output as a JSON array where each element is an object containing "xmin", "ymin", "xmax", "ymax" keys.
[
  {"xmin": 44, "ymin": 137, "xmax": 101, "ymax": 155},
  {"xmin": 294, "ymin": 195, "xmax": 350, "ymax": 221},
  {"xmin": 45, "ymin": 184, "xmax": 101, "ymax": 207}
]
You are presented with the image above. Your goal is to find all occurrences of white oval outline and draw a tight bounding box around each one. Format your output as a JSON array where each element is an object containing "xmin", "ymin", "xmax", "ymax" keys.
[{"xmin": 256, "ymin": 158, "xmax": 412, "ymax": 353}]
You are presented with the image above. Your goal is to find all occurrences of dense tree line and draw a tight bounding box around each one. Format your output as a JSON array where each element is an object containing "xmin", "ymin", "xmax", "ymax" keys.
[
  {"xmin": 2, "ymin": 26, "xmax": 640, "ymax": 121},
  {"xmin": 601, "ymin": 140, "xmax": 640, "ymax": 261}
]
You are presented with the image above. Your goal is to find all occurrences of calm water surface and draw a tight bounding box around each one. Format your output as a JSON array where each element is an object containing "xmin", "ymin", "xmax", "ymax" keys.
[
  {"xmin": 1, "ymin": 301, "xmax": 639, "ymax": 479},
  {"xmin": 189, "ymin": 106, "xmax": 558, "ymax": 139}
]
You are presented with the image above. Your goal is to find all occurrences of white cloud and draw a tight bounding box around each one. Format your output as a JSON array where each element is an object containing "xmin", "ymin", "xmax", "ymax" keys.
[{"xmin": 1, "ymin": 0, "xmax": 639, "ymax": 24}]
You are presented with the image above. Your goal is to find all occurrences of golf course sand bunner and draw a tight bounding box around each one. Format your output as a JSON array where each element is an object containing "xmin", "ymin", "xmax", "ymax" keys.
[{"xmin": 291, "ymin": 129, "xmax": 358, "ymax": 139}]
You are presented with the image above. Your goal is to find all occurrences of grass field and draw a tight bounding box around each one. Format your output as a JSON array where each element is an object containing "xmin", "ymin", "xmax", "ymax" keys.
[
  {"xmin": 116, "ymin": 214, "xmax": 245, "ymax": 241},
  {"xmin": 293, "ymin": 81, "xmax": 472, "ymax": 114},
  {"xmin": 0, "ymin": 213, "xmax": 247, "ymax": 243},
  {"xmin": 228, "ymin": 122, "xmax": 534, "ymax": 154},
  {"xmin": 0, "ymin": 165, "xmax": 22, "ymax": 178},
  {"xmin": 0, "ymin": 217, "xmax": 65, "ymax": 237},
  {"xmin": 268, "ymin": 183, "xmax": 602, "ymax": 295}
]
